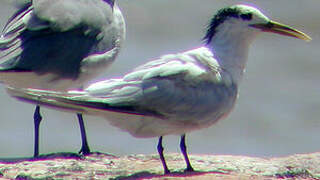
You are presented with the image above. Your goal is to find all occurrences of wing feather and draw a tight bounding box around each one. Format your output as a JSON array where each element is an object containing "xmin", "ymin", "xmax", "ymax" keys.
[{"xmin": 0, "ymin": 0, "xmax": 115, "ymax": 79}]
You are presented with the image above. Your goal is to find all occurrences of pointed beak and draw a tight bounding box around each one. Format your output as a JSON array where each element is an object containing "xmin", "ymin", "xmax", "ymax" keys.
[{"xmin": 250, "ymin": 20, "xmax": 312, "ymax": 42}]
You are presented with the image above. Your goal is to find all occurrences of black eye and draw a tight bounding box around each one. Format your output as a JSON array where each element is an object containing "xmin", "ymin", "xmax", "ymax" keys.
[{"xmin": 240, "ymin": 13, "xmax": 252, "ymax": 20}]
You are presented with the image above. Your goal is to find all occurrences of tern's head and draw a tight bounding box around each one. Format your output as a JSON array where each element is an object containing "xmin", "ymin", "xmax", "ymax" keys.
[{"xmin": 204, "ymin": 5, "xmax": 311, "ymax": 45}]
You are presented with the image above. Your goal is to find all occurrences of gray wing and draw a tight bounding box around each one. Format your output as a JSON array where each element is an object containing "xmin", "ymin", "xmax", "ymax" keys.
[
  {"xmin": 0, "ymin": 0, "xmax": 114, "ymax": 79},
  {"xmin": 78, "ymin": 49, "xmax": 235, "ymax": 119}
]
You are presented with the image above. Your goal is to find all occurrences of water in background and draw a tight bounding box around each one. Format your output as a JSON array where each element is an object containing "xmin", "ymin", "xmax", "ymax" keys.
[{"xmin": 0, "ymin": 0, "xmax": 319, "ymax": 158}]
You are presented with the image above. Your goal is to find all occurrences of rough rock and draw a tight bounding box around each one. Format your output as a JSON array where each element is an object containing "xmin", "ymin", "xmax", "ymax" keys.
[{"xmin": 0, "ymin": 152, "xmax": 319, "ymax": 179}]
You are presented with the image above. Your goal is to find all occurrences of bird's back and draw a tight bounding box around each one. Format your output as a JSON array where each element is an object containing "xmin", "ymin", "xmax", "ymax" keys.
[{"xmin": 0, "ymin": 0, "xmax": 125, "ymax": 91}]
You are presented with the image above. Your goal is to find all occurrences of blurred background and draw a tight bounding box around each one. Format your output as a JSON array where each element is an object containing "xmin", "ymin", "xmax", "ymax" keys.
[{"xmin": 0, "ymin": 0, "xmax": 319, "ymax": 158}]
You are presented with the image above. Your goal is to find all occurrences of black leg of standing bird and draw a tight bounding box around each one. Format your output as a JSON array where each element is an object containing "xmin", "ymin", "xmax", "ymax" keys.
[
  {"xmin": 77, "ymin": 113, "xmax": 91, "ymax": 155},
  {"xmin": 180, "ymin": 134, "xmax": 194, "ymax": 172},
  {"xmin": 33, "ymin": 105, "xmax": 42, "ymax": 157},
  {"xmin": 157, "ymin": 136, "xmax": 170, "ymax": 174}
]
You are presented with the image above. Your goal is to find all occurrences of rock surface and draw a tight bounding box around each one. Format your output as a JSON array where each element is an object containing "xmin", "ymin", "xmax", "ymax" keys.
[{"xmin": 0, "ymin": 152, "xmax": 319, "ymax": 179}]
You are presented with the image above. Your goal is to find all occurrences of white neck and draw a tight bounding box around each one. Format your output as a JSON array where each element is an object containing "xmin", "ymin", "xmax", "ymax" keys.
[{"xmin": 207, "ymin": 26, "xmax": 259, "ymax": 84}]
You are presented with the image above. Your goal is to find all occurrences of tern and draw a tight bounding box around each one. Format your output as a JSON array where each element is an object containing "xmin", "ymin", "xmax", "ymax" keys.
[
  {"xmin": 0, "ymin": 0, "xmax": 125, "ymax": 157},
  {"xmin": 7, "ymin": 4, "xmax": 311, "ymax": 173}
]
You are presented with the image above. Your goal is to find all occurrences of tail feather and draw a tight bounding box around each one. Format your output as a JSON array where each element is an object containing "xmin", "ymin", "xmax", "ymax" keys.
[
  {"xmin": 6, "ymin": 87, "xmax": 164, "ymax": 118},
  {"xmin": 6, "ymin": 87, "xmax": 85, "ymax": 113}
]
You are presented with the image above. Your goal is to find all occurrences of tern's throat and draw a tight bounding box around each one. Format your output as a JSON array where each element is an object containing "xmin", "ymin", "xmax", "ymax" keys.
[{"xmin": 208, "ymin": 31, "xmax": 257, "ymax": 84}]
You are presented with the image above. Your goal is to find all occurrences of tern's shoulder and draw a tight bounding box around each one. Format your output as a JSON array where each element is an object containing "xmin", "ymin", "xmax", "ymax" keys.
[
  {"xmin": 123, "ymin": 47, "xmax": 223, "ymax": 84},
  {"xmin": 2, "ymin": 0, "xmax": 113, "ymax": 35},
  {"xmin": 31, "ymin": 0, "xmax": 113, "ymax": 32}
]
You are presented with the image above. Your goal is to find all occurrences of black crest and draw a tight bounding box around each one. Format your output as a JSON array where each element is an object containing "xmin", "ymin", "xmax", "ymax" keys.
[{"xmin": 203, "ymin": 6, "xmax": 253, "ymax": 44}]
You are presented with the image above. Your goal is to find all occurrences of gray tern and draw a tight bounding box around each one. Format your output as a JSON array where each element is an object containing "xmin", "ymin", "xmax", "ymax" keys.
[
  {"xmin": 0, "ymin": 0, "xmax": 125, "ymax": 157},
  {"xmin": 7, "ymin": 4, "xmax": 311, "ymax": 173}
]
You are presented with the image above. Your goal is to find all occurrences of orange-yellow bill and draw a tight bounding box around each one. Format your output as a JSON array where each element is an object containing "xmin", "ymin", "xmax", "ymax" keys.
[{"xmin": 251, "ymin": 20, "xmax": 311, "ymax": 42}]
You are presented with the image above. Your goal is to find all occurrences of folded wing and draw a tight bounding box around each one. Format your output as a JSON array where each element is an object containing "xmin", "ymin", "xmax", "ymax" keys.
[{"xmin": 0, "ymin": 0, "xmax": 114, "ymax": 80}]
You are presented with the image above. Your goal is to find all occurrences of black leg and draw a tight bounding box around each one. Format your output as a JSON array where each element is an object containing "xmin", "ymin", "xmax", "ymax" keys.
[
  {"xmin": 157, "ymin": 136, "xmax": 170, "ymax": 174},
  {"xmin": 180, "ymin": 134, "xmax": 194, "ymax": 172},
  {"xmin": 33, "ymin": 105, "xmax": 42, "ymax": 158},
  {"xmin": 77, "ymin": 113, "xmax": 91, "ymax": 155}
]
